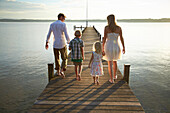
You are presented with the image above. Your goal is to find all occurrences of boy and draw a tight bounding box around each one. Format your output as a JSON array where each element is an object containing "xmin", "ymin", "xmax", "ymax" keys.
[{"xmin": 69, "ymin": 30, "xmax": 84, "ymax": 81}]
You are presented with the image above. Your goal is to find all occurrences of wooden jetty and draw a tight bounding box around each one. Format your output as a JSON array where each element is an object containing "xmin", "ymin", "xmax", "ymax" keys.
[{"xmin": 29, "ymin": 27, "xmax": 144, "ymax": 113}]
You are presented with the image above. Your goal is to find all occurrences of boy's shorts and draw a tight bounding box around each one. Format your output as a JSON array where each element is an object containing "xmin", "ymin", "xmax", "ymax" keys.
[
  {"xmin": 73, "ymin": 62, "xmax": 82, "ymax": 66},
  {"xmin": 71, "ymin": 59, "xmax": 83, "ymax": 66}
]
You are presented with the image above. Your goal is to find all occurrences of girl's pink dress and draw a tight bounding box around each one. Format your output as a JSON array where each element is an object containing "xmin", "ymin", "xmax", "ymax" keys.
[{"xmin": 90, "ymin": 52, "xmax": 104, "ymax": 76}]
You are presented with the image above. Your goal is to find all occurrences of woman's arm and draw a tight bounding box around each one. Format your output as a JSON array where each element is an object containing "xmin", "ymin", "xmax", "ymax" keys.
[
  {"xmin": 102, "ymin": 26, "xmax": 107, "ymax": 55},
  {"xmin": 119, "ymin": 27, "xmax": 125, "ymax": 54},
  {"xmin": 88, "ymin": 52, "xmax": 94, "ymax": 68}
]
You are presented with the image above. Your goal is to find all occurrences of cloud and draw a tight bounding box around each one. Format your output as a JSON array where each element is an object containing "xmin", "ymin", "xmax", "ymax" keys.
[
  {"xmin": 0, "ymin": 0, "xmax": 85, "ymax": 19},
  {"xmin": 0, "ymin": 0, "xmax": 46, "ymax": 11},
  {"xmin": 0, "ymin": 0, "xmax": 170, "ymax": 19}
]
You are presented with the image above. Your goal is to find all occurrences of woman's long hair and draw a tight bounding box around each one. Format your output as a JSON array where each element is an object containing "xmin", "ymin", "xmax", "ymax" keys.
[{"xmin": 107, "ymin": 14, "xmax": 118, "ymax": 32}]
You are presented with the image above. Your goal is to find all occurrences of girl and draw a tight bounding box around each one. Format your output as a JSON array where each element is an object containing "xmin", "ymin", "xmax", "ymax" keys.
[{"xmin": 88, "ymin": 41, "xmax": 104, "ymax": 85}]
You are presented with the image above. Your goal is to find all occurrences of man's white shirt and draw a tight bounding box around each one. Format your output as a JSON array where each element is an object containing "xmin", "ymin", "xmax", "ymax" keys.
[{"xmin": 46, "ymin": 20, "xmax": 70, "ymax": 49}]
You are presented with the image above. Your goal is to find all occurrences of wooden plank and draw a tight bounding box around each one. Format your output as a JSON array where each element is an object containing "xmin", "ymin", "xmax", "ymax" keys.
[
  {"xmin": 36, "ymin": 97, "xmax": 139, "ymax": 102},
  {"xmin": 29, "ymin": 109, "xmax": 145, "ymax": 113},
  {"xmin": 31, "ymin": 104, "xmax": 144, "ymax": 111},
  {"xmin": 34, "ymin": 101, "xmax": 142, "ymax": 106},
  {"xmin": 28, "ymin": 27, "xmax": 144, "ymax": 113}
]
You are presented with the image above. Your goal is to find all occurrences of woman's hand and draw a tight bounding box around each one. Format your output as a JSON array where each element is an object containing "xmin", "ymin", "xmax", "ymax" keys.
[
  {"xmin": 122, "ymin": 48, "xmax": 125, "ymax": 54},
  {"xmin": 102, "ymin": 51, "xmax": 105, "ymax": 56},
  {"xmin": 45, "ymin": 42, "xmax": 49, "ymax": 50}
]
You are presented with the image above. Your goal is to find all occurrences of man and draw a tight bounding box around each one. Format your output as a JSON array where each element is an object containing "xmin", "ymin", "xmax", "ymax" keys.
[{"xmin": 45, "ymin": 13, "xmax": 70, "ymax": 78}]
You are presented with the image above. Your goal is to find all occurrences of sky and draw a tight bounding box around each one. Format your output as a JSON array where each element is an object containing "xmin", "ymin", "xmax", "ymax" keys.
[{"xmin": 0, "ymin": 0, "xmax": 170, "ymax": 19}]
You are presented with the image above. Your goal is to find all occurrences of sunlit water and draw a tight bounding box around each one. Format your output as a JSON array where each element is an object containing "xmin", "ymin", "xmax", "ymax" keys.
[{"xmin": 0, "ymin": 22, "xmax": 170, "ymax": 113}]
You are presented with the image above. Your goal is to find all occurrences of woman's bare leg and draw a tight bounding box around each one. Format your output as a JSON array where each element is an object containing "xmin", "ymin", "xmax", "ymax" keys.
[
  {"xmin": 113, "ymin": 61, "xmax": 117, "ymax": 79},
  {"xmin": 108, "ymin": 61, "xmax": 113, "ymax": 82}
]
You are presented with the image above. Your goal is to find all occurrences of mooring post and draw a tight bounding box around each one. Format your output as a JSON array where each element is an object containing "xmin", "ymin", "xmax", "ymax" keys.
[
  {"xmin": 48, "ymin": 63, "xmax": 54, "ymax": 82},
  {"xmin": 74, "ymin": 25, "xmax": 76, "ymax": 30},
  {"xmin": 123, "ymin": 64, "xmax": 130, "ymax": 84}
]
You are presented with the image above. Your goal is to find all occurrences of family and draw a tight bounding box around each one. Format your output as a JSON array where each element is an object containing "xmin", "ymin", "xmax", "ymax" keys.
[{"xmin": 45, "ymin": 13, "xmax": 125, "ymax": 85}]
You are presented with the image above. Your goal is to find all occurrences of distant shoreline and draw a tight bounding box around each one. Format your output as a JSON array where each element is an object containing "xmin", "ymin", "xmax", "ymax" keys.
[{"xmin": 0, "ymin": 18, "xmax": 170, "ymax": 22}]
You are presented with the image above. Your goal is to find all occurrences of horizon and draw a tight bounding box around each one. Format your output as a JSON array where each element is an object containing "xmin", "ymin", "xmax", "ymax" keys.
[
  {"xmin": 0, "ymin": 18, "xmax": 170, "ymax": 20},
  {"xmin": 0, "ymin": 0, "xmax": 170, "ymax": 19}
]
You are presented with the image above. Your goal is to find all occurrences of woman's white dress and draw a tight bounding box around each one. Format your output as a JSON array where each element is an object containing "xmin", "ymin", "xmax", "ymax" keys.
[
  {"xmin": 103, "ymin": 33, "xmax": 121, "ymax": 61},
  {"xmin": 90, "ymin": 52, "xmax": 103, "ymax": 76}
]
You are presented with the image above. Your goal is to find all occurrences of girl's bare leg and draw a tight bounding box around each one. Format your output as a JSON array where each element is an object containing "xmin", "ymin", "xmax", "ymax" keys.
[
  {"xmin": 108, "ymin": 61, "xmax": 113, "ymax": 82},
  {"xmin": 113, "ymin": 61, "xmax": 117, "ymax": 79},
  {"xmin": 93, "ymin": 76, "xmax": 96, "ymax": 84},
  {"xmin": 96, "ymin": 76, "xmax": 99, "ymax": 85}
]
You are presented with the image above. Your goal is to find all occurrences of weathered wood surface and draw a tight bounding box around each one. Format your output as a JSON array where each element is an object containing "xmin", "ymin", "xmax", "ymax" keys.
[{"xmin": 29, "ymin": 27, "xmax": 144, "ymax": 113}]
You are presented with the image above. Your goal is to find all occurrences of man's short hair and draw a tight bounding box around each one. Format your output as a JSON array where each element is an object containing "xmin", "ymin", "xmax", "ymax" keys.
[
  {"xmin": 58, "ymin": 13, "xmax": 65, "ymax": 19},
  {"xmin": 74, "ymin": 30, "xmax": 81, "ymax": 37}
]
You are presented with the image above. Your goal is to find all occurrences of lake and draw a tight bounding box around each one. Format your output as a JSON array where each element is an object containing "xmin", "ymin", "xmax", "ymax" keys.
[{"xmin": 0, "ymin": 21, "xmax": 170, "ymax": 113}]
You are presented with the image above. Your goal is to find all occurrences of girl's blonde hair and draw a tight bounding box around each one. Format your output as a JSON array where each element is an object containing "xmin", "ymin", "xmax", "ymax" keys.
[{"xmin": 93, "ymin": 41, "xmax": 102, "ymax": 54}]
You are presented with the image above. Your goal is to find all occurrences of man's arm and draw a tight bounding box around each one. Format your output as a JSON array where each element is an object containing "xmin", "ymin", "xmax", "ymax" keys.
[
  {"xmin": 63, "ymin": 24, "xmax": 70, "ymax": 44},
  {"xmin": 45, "ymin": 25, "xmax": 52, "ymax": 50}
]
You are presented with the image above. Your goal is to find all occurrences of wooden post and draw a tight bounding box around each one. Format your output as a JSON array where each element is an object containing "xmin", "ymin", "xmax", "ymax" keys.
[
  {"xmin": 99, "ymin": 34, "xmax": 101, "ymax": 41},
  {"xmin": 48, "ymin": 63, "xmax": 54, "ymax": 82},
  {"xmin": 123, "ymin": 64, "xmax": 130, "ymax": 84}
]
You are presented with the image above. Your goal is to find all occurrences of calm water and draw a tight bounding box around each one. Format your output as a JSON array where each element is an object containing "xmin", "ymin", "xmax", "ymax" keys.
[{"xmin": 0, "ymin": 22, "xmax": 170, "ymax": 113}]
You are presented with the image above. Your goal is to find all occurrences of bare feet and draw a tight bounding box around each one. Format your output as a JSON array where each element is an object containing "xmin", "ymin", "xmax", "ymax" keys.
[
  {"xmin": 76, "ymin": 76, "xmax": 79, "ymax": 81},
  {"xmin": 54, "ymin": 70, "xmax": 61, "ymax": 76},
  {"xmin": 109, "ymin": 79, "xmax": 114, "ymax": 84},
  {"xmin": 114, "ymin": 75, "xmax": 117, "ymax": 79},
  {"xmin": 78, "ymin": 74, "xmax": 81, "ymax": 81},
  {"xmin": 96, "ymin": 79, "xmax": 99, "ymax": 85},
  {"xmin": 60, "ymin": 72, "xmax": 65, "ymax": 79}
]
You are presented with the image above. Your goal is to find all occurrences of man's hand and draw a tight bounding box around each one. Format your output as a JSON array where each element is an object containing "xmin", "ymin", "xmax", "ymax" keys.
[
  {"xmin": 67, "ymin": 41, "xmax": 70, "ymax": 44},
  {"xmin": 45, "ymin": 42, "xmax": 49, "ymax": 50}
]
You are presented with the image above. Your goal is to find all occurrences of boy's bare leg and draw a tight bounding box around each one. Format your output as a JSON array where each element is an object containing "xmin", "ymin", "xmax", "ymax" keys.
[
  {"xmin": 75, "ymin": 65, "xmax": 78, "ymax": 80},
  {"xmin": 78, "ymin": 65, "xmax": 82, "ymax": 81}
]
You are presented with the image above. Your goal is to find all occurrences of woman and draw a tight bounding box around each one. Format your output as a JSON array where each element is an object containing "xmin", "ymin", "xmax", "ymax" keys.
[{"xmin": 102, "ymin": 14, "xmax": 125, "ymax": 83}]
